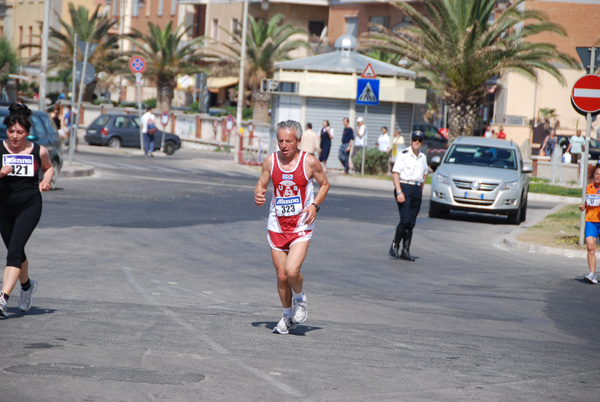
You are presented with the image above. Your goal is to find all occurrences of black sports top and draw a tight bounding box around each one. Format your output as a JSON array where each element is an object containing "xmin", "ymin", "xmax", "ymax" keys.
[{"xmin": 0, "ymin": 141, "xmax": 42, "ymax": 202}]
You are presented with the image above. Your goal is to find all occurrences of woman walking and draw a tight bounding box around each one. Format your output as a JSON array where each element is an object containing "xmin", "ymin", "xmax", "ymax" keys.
[
  {"xmin": 0, "ymin": 103, "xmax": 54, "ymax": 317},
  {"xmin": 319, "ymin": 120, "xmax": 334, "ymax": 173}
]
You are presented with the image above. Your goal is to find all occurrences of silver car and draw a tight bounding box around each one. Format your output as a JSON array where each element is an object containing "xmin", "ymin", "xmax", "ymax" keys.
[{"xmin": 429, "ymin": 137, "xmax": 533, "ymax": 224}]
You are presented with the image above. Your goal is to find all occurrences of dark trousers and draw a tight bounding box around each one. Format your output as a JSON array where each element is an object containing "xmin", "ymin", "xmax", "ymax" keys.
[
  {"xmin": 144, "ymin": 133, "xmax": 155, "ymax": 156},
  {"xmin": 572, "ymin": 153, "xmax": 581, "ymax": 164},
  {"xmin": 395, "ymin": 183, "xmax": 423, "ymax": 232},
  {"xmin": 338, "ymin": 143, "xmax": 350, "ymax": 173},
  {"xmin": 0, "ymin": 195, "xmax": 42, "ymax": 268}
]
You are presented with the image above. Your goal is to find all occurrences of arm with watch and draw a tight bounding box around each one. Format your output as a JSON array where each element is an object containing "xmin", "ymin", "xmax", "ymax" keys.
[{"xmin": 392, "ymin": 171, "xmax": 405, "ymax": 203}]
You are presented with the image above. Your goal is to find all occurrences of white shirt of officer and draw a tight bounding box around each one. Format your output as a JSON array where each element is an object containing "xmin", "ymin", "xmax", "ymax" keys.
[{"xmin": 392, "ymin": 145, "xmax": 428, "ymax": 182}]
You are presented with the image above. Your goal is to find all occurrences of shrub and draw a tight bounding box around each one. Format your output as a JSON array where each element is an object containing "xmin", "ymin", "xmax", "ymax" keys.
[
  {"xmin": 352, "ymin": 148, "xmax": 390, "ymax": 175},
  {"xmin": 144, "ymin": 98, "xmax": 156, "ymax": 108}
]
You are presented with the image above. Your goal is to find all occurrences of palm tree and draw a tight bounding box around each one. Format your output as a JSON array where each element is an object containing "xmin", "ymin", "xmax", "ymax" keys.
[
  {"xmin": 23, "ymin": 4, "xmax": 120, "ymax": 101},
  {"xmin": 362, "ymin": 0, "xmax": 577, "ymax": 142},
  {"xmin": 126, "ymin": 22, "xmax": 207, "ymax": 112},
  {"xmin": 211, "ymin": 14, "xmax": 310, "ymax": 122},
  {"xmin": 0, "ymin": 37, "xmax": 19, "ymax": 95}
]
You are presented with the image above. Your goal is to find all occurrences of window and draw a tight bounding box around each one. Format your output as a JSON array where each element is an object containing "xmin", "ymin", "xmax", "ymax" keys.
[
  {"xmin": 158, "ymin": 0, "xmax": 163, "ymax": 16},
  {"xmin": 171, "ymin": 0, "xmax": 176, "ymax": 16},
  {"xmin": 212, "ymin": 18, "xmax": 219, "ymax": 39},
  {"xmin": 18, "ymin": 26, "xmax": 23, "ymax": 57},
  {"xmin": 308, "ymin": 20, "xmax": 325, "ymax": 40},
  {"xmin": 134, "ymin": 0, "xmax": 140, "ymax": 17},
  {"xmin": 231, "ymin": 18, "xmax": 240, "ymax": 38},
  {"xmin": 114, "ymin": 116, "xmax": 130, "ymax": 128},
  {"xmin": 146, "ymin": 0, "xmax": 151, "ymax": 16},
  {"xmin": 28, "ymin": 26, "xmax": 32, "ymax": 56},
  {"xmin": 369, "ymin": 16, "xmax": 388, "ymax": 32},
  {"xmin": 30, "ymin": 116, "xmax": 46, "ymax": 139},
  {"xmin": 344, "ymin": 17, "xmax": 358, "ymax": 38}
]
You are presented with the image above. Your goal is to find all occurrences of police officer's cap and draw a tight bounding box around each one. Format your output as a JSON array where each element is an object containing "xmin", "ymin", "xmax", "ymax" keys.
[{"xmin": 411, "ymin": 130, "xmax": 424, "ymax": 141}]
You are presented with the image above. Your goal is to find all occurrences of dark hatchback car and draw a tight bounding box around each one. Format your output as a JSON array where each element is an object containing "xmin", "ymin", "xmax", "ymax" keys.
[
  {"xmin": 0, "ymin": 107, "xmax": 63, "ymax": 187},
  {"xmin": 84, "ymin": 113, "xmax": 181, "ymax": 155}
]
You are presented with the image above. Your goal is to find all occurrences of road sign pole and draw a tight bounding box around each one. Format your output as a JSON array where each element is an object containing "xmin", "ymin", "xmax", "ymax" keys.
[
  {"xmin": 361, "ymin": 105, "xmax": 368, "ymax": 176},
  {"xmin": 580, "ymin": 47, "xmax": 596, "ymax": 246},
  {"xmin": 138, "ymin": 84, "xmax": 144, "ymax": 153}
]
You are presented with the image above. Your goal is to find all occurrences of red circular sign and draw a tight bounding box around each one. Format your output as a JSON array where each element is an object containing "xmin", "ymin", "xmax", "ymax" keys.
[
  {"xmin": 129, "ymin": 56, "xmax": 146, "ymax": 74},
  {"xmin": 572, "ymin": 74, "xmax": 600, "ymax": 114}
]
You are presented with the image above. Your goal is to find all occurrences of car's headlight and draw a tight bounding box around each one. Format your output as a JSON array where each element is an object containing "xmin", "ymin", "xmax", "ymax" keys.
[
  {"xmin": 501, "ymin": 180, "xmax": 519, "ymax": 190},
  {"xmin": 434, "ymin": 173, "xmax": 450, "ymax": 184}
]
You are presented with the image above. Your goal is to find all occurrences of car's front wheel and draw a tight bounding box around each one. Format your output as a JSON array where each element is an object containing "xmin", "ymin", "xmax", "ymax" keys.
[{"xmin": 107, "ymin": 137, "xmax": 121, "ymax": 149}]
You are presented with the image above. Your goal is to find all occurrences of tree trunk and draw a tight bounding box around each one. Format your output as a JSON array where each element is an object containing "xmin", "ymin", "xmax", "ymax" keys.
[
  {"xmin": 83, "ymin": 77, "xmax": 98, "ymax": 102},
  {"xmin": 157, "ymin": 78, "xmax": 175, "ymax": 113},
  {"xmin": 251, "ymin": 89, "xmax": 270, "ymax": 123},
  {"xmin": 445, "ymin": 94, "xmax": 482, "ymax": 143}
]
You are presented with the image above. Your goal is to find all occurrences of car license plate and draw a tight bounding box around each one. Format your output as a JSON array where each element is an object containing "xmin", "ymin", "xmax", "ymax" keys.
[
  {"xmin": 464, "ymin": 191, "xmax": 484, "ymax": 200},
  {"xmin": 88, "ymin": 129, "xmax": 97, "ymax": 134}
]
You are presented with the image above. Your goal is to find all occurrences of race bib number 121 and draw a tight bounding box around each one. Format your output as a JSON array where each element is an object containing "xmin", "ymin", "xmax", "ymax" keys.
[{"xmin": 3, "ymin": 154, "xmax": 34, "ymax": 177}]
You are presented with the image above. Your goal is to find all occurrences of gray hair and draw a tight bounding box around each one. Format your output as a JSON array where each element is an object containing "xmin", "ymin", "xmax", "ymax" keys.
[{"xmin": 276, "ymin": 120, "xmax": 303, "ymax": 140}]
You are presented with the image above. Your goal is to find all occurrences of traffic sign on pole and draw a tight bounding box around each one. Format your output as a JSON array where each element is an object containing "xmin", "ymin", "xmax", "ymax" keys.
[
  {"xmin": 225, "ymin": 115, "xmax": 235, "ymax": 133},
  {"xmin": 129, "ymin": 56, "xmax": 146, "ymax": 74},
  {"xmin": 356, "ymin": 78, "xmax": 379, "ymax": 106},
  {"xmin": 361, "ymin": 63, "xmax": 377, "ymax": 78},
  {"xmin": 571, "ymin": 74, "xmax": 600, "ymax": 115}
]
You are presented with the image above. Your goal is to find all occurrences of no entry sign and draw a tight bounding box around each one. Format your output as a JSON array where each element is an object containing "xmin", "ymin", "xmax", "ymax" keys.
[{"xmin": 572, "ymin": 74, "xmax": 600, "ymax": 114}]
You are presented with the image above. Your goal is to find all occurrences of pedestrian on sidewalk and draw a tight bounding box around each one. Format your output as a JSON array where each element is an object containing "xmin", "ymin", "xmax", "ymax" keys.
[
  {"xmin": 298, "ymin": 122, "xmax": 320, "ymax": 157},
  {"xmin": 318, "ymin": 120, "xmax": 334, "ymax": 173},
  {"xmin": 581, "ymin": 165, "xmax": 600, "ymax": 284},
  {"xmin": 389, "ymin": 130, "xmax": 428, "ymax": 261},
  {"xmin": 0, "ymin": 103, "xmax": 54, "ymax": 317},
  {"xmin": 338, "ymin": 117, "xmax": 354, "ymax": 174},
  {"xmin": 141, "ymin": 106, "xmax": 156, "ymax": 157},
  {"xmin": 254, "ymin": 120, "xmax": 329, "ymax": 334}
]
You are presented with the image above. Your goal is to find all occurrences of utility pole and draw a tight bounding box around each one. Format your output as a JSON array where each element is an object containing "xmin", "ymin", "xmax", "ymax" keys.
[
  {"xmin": 234, "ymin": 0, "xmax": 249, "ymax": 163},
  {"xmin": 39, "ymin": 0, "xmax": 51, "ymax": 110}
]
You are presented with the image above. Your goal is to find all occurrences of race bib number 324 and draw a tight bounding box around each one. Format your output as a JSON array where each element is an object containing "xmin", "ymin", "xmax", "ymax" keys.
[{"xmin": 3, "ymin": 154, "xmax": 34, "ymax": 177}]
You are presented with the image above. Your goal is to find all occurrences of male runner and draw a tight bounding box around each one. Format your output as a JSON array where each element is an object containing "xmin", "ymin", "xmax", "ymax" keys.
[{"xmin": 255, "ymin": 120, "xmax": 329, "ymax": 334}]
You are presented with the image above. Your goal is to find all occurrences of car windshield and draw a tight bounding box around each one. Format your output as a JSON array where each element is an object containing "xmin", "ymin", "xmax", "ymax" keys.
[
  {"xmin": 444, "ymin": 144, "xmax": 517, "ymax": 170},
  {"xmin": 590, "ymin": 138, "xmax": 600, "ymax": 148}
]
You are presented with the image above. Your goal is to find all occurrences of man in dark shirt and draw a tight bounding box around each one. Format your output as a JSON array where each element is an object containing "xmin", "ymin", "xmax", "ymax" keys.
[{"xmin": 338, "ymin": 117, "xmax": 354, "ymax": 174}]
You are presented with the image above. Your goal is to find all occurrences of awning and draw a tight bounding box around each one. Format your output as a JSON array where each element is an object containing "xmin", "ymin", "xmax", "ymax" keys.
[
  {"xmin": 8, "ymin": 74, "xmax": 32, "ymax": 81},
  {"xmin": 207, "ymin": 76, "xmax": 238, "ymax": 93}
]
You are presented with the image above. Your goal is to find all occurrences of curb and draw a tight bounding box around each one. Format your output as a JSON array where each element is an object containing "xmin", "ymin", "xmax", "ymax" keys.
[
  {"xmin": 59, "ymin": 163, "xmax": 95, "ymax": 178},
  {"xmin": 502, "ymin": 203, "xmax": 587, "ymax": 259}
]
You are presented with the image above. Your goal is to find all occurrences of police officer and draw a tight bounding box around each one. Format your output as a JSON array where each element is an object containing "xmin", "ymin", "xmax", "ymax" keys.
[{"xmin": 389, "ymin": 130, "xmax": 428, "ymax": 261}]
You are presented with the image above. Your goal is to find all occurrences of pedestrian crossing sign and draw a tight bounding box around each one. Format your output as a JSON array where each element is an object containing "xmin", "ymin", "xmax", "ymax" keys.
[{"xmin": 356, "ymin": 78, "xmax": 380, "ymax": 105}]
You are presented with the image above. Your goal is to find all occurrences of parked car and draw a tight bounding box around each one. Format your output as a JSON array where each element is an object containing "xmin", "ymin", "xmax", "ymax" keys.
[
  {"xmin": 84, "ymin": 113, "xmax": 181, "ymax": 155},
  {"xmin": 557, "ymin": 135, "xmax": 600, "ymax": 160},
  {"xmin": 413, "ymin": 123, "xmax": 448, "ymax": 169},
  {"xmin": 429, "ymin": 137, "xmax": 532, "ymax": 224},
  {"xmin": 0, "ymin": 107, "xmax": 63, "ymax": 188}
]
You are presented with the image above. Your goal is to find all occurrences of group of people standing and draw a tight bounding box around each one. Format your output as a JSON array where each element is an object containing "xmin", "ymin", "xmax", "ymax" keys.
[{"xmin": 300, "ymin": 117, "xmax": 406, "ymax": 175}]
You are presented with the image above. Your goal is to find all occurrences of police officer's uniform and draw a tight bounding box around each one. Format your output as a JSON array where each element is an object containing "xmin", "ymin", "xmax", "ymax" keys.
[{"xmin": 389, "ymin": 131, "xmax": 428, "ymax": 261}]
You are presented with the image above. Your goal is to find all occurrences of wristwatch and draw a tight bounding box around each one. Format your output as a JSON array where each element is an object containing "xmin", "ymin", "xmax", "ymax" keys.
[{"xmin": 311, "ymin": 202, "xmax": 320, "ymax": 212}]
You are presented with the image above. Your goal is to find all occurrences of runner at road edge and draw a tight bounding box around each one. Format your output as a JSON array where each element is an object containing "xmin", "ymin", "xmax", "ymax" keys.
[
  {"xmin": 255, "ymin": 120, "xmax": 330, "ymax": 334},
  {"xmin": 580, "ymin": 165, "xmax": 600, "ymax": 284},
  {"xmin": 0, "ymin": 103, "xmax": 54, "ymax": 317}
]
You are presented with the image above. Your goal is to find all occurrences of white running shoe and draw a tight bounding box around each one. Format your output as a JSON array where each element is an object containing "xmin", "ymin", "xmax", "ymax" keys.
[
  {"xmin": 19, "ymin": 279, "xmax": 38, "ymax": 312},
  {"xmin": 0, "ymin": 294, "xmax": 7, "ymax": 317},
  {"xmin": 292, "ymin": 295, "xmax": 307, "ymax": 324},
  {"xmin": 273, "ymin": 315, "xmax": 296, "ymax": 335},
  {"xmin": 584, "ymin": 272, "xmax": 598, "ymax": 284}
]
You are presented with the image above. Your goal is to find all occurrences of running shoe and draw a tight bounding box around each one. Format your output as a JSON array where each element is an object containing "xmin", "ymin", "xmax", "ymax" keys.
[
  {"xmin": 584, "ymin": 272, "xmax": 598, "ymax": 284},
  {"xmin": 292, "ymin": 295, "xmax": 307, "ymax": 324},
  {"xmin": 273, "ymin": 315, "xmax": 296, "ymax": 335},
  {"xmin": 0, "ymin": 294, "xmax": 7, "ymax": 317},
  {"xmin": 19, "ymin": 279, "xmax": 38, "ymax": 312}
]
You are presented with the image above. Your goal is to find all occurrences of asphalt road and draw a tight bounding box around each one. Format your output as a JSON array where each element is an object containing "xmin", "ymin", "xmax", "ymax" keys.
[{"xmin": 1, "ymin": 146, "xmax": 598, "ymax": 401}]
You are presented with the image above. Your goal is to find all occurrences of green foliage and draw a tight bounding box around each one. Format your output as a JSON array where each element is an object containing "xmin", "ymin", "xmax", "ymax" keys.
[
  {"xmin": 144, "ymin": 98, "xmax": 157, "ymax": 109},
  {"xmin": 546, "ymin": 204, "xmax": 581, "ymax": 220},
  {"xmin": 188, "ymin": 101, "xmax": 199, "ymax": 112},
  {"xmin": 361, "ymin": 0, "xmax": 578, "ymax": 140},
  {"xmin": 0, "ymin": 37, "xmax": 18, "ymax": 83},
  {"xmin": 529, "ymin": 182, "xmax": 581, "ymax": 197},
  {"xmin": 352, "ymin": 149, "xmax": 390, "ymax": 175},
  {"xmin": 224, "ymin": 106, "xmax": 253, "ymax": 120}
]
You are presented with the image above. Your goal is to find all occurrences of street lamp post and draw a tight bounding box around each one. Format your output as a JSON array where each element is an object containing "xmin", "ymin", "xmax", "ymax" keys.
[
  {"xmin": 39, "ymin": 0, "xmax": 51, "ymax": 110},
  {"xmin": 234, "ymin": 0, "xmax": 249, "ymax": 163}
]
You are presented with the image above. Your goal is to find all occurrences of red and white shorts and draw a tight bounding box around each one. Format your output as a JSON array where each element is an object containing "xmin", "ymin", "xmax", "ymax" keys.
[{"xmin": 268, "ymin": 230, "xmax": 313, "ymax": 252}]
